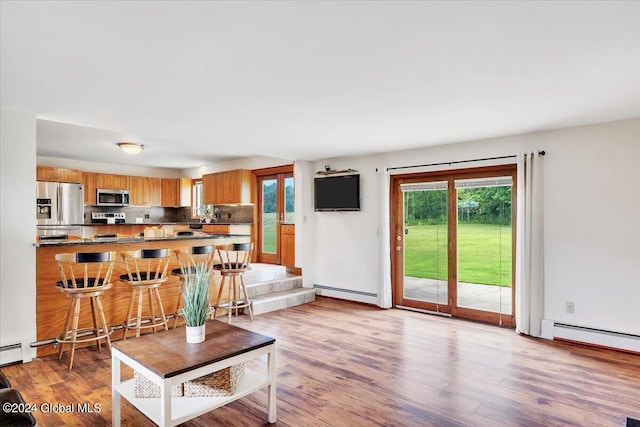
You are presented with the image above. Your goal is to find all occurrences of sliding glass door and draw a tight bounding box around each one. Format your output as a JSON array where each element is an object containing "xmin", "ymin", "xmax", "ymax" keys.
[
  {"xmin": 391, "ymin": 165, "xmax": 516, "ymax": 326},
  {"xmin": 401, "ymin": 181, "xmax": 450, "ymax": 312}
]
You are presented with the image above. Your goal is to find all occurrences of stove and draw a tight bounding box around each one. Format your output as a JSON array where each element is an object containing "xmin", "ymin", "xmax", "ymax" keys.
[{"xmin": 91, "ymin": 212, "xmax": 126, "ymax": 224}]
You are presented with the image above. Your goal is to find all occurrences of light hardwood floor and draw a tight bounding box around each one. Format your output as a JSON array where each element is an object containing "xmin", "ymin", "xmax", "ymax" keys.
[{"xmin": 2, "ymin": 297, "xmax": 639, "ymax": 426}]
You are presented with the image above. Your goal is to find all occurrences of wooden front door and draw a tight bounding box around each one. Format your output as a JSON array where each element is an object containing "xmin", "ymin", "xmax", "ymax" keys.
[{"xmin": 255, "ymin": 166, "xmax": 295, "ymax": 265}]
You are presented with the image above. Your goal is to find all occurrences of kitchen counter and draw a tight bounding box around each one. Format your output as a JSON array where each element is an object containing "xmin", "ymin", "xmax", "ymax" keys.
[
  {"xmin": 34, "ymin": 232, "xmax": 250, "ymax": 247},
  {"xmin": 37, "ymin": 222, "xmax": 252, "ymax": 227},
  {"xmin": 35, "ymin": 233, "xmax": 251, "ymax": 357}
]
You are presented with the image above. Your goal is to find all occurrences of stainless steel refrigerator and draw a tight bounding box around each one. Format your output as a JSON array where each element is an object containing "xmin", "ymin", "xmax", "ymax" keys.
[{"xmin": 36, "ymin": 181, "xmax": 84, "ymax": 237}]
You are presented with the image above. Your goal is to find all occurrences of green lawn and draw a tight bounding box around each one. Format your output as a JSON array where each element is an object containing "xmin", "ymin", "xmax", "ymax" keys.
[
  {"xmin": 404, "ymin": 223, "xmax": 512, "ymax": 287},
  {"xmin": 262, "ymin": 213, "xmax": 277, "ymax": 253}
]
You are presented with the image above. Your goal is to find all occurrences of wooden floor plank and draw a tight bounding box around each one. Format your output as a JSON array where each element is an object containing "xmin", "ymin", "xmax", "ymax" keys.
[{"xmin": 1, "ymin": 297, "xmax": 639, "ymax": 426}]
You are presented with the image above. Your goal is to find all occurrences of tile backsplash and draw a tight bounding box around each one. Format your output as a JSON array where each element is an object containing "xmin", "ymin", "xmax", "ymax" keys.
[{"xmin": 84, "ymin": 205, "xmax": 254, "ymax": 224}]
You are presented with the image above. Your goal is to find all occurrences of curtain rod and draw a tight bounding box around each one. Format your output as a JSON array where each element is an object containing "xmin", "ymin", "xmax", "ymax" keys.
[{"xmin": 384, "ymin": 151, "xmax": 545, "ymax": 172}]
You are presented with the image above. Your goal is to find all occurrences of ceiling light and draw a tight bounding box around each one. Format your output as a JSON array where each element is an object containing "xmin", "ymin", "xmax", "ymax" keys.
[{"xmin": 117, "ymin": 142, "xmax": 145, "ymax": 154}]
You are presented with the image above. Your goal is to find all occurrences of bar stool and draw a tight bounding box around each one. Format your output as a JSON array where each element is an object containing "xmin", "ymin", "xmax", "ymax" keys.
[
  {"xmin": 171, "ymin": 245, "xmax": 217, "ymax": 328},
  {"xmin": 54, "ymin": 251, "xmax": 116, "ymax": 370},
  {"xmin": 120, "ymin": 248, "xmax": 171, "ymax": 339},
  {"xmin": 213, "ymin": 242, "xmax": 254, "ymax": 323}
]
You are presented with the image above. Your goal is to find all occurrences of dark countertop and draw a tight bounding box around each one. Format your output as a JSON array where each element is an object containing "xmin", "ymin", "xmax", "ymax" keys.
[
  {"xmin": 37, "ymin": 222, "xmax": 252, "ymax": 227},
  {"xmin": 34, "ymin": 233, "xmax": 250, "ymax": 247}
]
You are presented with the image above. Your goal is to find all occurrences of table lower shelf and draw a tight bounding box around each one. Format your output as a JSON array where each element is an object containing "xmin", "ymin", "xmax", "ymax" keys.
[{"xmin": 115, "ymin": 369, "xmax": 270, "ymax": 426}]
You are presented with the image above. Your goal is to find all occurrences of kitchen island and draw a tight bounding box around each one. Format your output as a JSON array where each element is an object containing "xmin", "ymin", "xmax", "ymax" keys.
[{"xmin": 34, "ymin": 233, "xmax": 250, "ymax": 357}]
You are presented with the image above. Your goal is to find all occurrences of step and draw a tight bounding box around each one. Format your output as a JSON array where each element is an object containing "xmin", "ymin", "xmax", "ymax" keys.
[
  {"xmin": 246, "ymin": 276, "xmax": 303, "ymax": 297},
  {"xmin": 251, "ymin": 287, "xmax": 316, "ymax": 316}
]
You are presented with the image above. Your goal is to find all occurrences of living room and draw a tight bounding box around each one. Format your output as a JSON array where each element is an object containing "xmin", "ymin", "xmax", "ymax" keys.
[{"xmin": 1, "ymin": 1, "xmax": 639, "ymax": 426}]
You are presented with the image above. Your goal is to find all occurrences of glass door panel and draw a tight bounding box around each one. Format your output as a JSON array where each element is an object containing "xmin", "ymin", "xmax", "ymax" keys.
[
  {"xmin": 455, "ymin": 177, "xmax": 513, "ymax": 315},
  {"xmin": 261, "ymin": 177, "xmax": 278, "ymax": 256},
  {"xmin": 401, "ymin": 181, "xmax": 449, "ymax": 308},
  {"xmin": 283, "ymin": 175, "xmax": 295, "ymax": 224},
  {"xmin": 257, "ymin": 169, "xmax": 295, "ymax": 265}
]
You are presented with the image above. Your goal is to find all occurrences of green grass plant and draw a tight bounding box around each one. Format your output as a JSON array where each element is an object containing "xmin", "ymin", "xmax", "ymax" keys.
[
  {"xmin": 181, "ymin": 263, "xmax": 211, "ymax": 326},
  {"xmin": 404, "ymin": 223, "xmax": 512, "ymax": 287}
]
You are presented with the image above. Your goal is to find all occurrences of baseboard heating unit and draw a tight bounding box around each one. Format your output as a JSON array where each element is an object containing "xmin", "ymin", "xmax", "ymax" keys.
[
  {"xmin": 552, "ymin": 322, "xmax": 640, "ymax": 353},
  {"xmin": 314, "ymin": 284, "xmax": 378, "ymax": 305}
]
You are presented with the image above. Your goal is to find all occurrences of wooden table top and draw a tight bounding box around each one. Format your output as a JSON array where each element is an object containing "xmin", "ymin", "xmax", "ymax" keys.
[{"xmin": 112, "ymin": 321, "xmax": 275, "ymax": 378}]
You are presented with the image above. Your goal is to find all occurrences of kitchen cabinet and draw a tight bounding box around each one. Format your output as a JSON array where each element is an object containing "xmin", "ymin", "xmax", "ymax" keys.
[
  {"xmin": 202, "ymin": 224, "xmax": 251, "ymax": 235},
  {"xmin": 130, "ymin": 176, "xmax": 162, "ymax": 206},
  {"xmin": 96, "ymin": 173, "xmax": 129, "ymax": 190},
  {"xmin": 36, "ymin": 166, "xmax": 82, "ymax": 183},
  {"xmin": 202, "ymin": 169, "xmax": 252, "ymax": 205},
  {"xmin": 281, "ymin": 224, "xmax": 295, "ymax": 267},
  {"xmin": 82, "ymin": 172, "xmax": 97, "ymax": 205},
  {"xmin": 161, "ymin": 178, "xmax": 191, "ymax": 207}
]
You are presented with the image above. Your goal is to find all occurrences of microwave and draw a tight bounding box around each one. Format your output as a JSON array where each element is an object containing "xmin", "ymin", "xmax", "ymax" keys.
[{"xmin": 96, "ymin": 189, "xmax": 130, "ymax": 206}]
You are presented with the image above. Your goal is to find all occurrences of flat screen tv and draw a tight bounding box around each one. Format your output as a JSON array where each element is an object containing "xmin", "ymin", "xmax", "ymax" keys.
[{"xmin": 314, "ymin": 174, "xmax": 360, "ymax": 211}]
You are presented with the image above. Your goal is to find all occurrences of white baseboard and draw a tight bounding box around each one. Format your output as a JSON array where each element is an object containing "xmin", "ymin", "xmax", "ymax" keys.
[
  {"xmin": 549, "ymin": 322, "xmax": 640, "ymax": 353},
  {"xmin": 314, "ymin": 285, "xmax": 378, "ymax": 305}
]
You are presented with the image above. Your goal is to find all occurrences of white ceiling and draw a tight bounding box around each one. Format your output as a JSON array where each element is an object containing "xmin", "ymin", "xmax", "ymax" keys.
[{"xmin": 2, "ymin": 1, "xmax": 639, "ymax": 169}]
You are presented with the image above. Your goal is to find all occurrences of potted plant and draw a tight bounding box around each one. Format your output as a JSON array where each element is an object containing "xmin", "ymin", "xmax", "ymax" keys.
[
  {"xmin": 203, "ymin": 206, "xmax": 212, "ymax": 223},
  {"xmin": 181, "ymin": 262, "xmax": 211, "ymax": 343}
]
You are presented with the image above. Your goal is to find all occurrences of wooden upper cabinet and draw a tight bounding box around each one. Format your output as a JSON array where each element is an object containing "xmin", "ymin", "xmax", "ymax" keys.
[
  {"xmin": 161, "ymin": 178, "xmax": 191, "ymax": 207},
  {"xmin": 130, "ymin": 176, "xmax": 161, "ymax": 206},
  {"xmin": 147, "ymin": 178, "xmax": 162, "ymax": 206},
  {"xmin": 202, "ymin": 169, "xmax": 252, "ymax": 205},
  {"xmin": 96, "ymin": 173, "xmax": 129, "ymax": 190},
  {"xmin": 36, "ymin": 166, "xmax": 58, "ymax": 181},
  {"xmin": 202, "ymin": 173, "xmax": 217, "ymax": 205},
  {"xmin": 82, "ymin": 172, "xmax": 97, "ymax": 205},
  {"xmin": 162, "ymin": 178, "xmax": 178, "ymax": 207},
  {"xmin": 36, "ymin": 166, "xmax": 82, "ymax": 183}
]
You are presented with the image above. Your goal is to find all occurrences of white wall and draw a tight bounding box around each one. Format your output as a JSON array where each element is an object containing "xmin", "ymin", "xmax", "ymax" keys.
[
  {"xmin": 1, "ymin": 110, "xmax": 37, "ymax": 364},
  {"xmin": 307, "ymin": 118, "xmax": 640, "ymax": 337}
]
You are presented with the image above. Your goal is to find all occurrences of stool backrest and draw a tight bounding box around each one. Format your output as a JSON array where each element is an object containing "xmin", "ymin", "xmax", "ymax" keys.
[
  {"xmin": 215, "ymin": 242, "xmax": 253, "ymax": 272},
  {"xmin": 55, "ymin": 251, "xmax": 116, "ymax": 289},
  {"xmin": 120, "ymin": 248, "xmax": 171, "ymax": 284},
  {"xmin": 174, "ymin": 245, "xmax": 217, "ymax": 276}
]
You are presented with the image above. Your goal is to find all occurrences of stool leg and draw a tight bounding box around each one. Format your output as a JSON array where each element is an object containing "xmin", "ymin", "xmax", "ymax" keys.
[
  {"xmin": 214, "ymin": 275, "xmax": 227, "ymax": 320},
  {"xmin": 90, "ymin": 296, "xmax": 101, "ymax": 351},
  {"xmin": 153, "ymin": 287, "xmax": 169, "ymax": 331},
  {"xmin": 58, "ymin": 297, "xmax": 74, "ymax": 361},
  {"xmin": 95, "ymin": 294, "xmax": 111, "ymax": 355},
  {"xmin": 233, "ymin": 276, "xmax": 239, "ymax": 318},
  {"xmin": 135, "ymin": 288, "xmax": 144, "ymax": 338},
  {"xmin": 123, "ymin": 288, "xmax": 137, "ymax": 340},
  {"xmin": 68, "ymin": 297, "xmax": 82, "ymax": 370},
  {"xmin": 227, "ymin": 275, "xmax": 234, "ymax": 323},
  {"xmin": 174, "ymin": 280, "xmax": 184, "ymax": 328},
  {"xmin": 240, "ymin": 275, "xmax": 254, "ymax": 322},
  {"xmin": 148, "ymin": 287, "xmax": 156, "ymax": 333}
]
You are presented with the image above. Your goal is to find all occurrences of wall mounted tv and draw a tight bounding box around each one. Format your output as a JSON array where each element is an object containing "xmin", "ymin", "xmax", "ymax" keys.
[{"xmin": 314, "ymin": 174, "xmax": 361, "ymax": 212}]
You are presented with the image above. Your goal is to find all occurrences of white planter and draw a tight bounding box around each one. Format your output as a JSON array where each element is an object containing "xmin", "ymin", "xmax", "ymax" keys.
[{"xmin": 186, "ymin": 325, "xmax": 206, "ymax": 343}]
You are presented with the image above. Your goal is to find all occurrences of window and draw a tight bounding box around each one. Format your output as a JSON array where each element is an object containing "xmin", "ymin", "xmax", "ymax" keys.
[{"xmin": 192, "ymin": 179, "xmax": 204, "ymax": 218}]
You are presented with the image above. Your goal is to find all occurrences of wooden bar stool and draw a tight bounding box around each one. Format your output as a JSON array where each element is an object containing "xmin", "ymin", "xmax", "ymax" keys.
[
  {"xmin": 213, "ymin": 242, "xmax": 254, "ymax": 323},
  {"xmin": 119, "ymin": 248, "xmax": 171, "ymax": 339},
  {"xmin": 171, "ymin": 245, "xmax": 217, "ymax": 328},
  {"xmin": 54, "ymin": 251, "xmax": 116, "ymax": 370}
]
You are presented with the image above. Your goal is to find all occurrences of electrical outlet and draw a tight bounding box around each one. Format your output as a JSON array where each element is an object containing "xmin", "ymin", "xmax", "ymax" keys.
[
  {"xmin": 144, "ymin": 214, "xmax": 150, "ymax": 219},
  {"xmin": 565, "ymin": 301, "xmax": 575, "ymax": 314},
  {"xmin": 228, "ymin": 213, "xmax": 232, "ymax": 219}
]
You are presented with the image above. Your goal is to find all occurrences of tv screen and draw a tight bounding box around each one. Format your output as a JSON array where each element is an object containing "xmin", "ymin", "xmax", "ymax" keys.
[{"xmin": 314, "ymin": 174, "xmax": 360, "ymax": 211}]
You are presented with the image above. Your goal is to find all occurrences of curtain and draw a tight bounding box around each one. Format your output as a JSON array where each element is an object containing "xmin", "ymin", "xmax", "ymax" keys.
[
  {"xmin": 378, "ymin": 167, "xmax": 392, "ymax": 308},
  {"xmin": 515, "ymin": 152, "xmax": 545, "ymax": 336}
]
